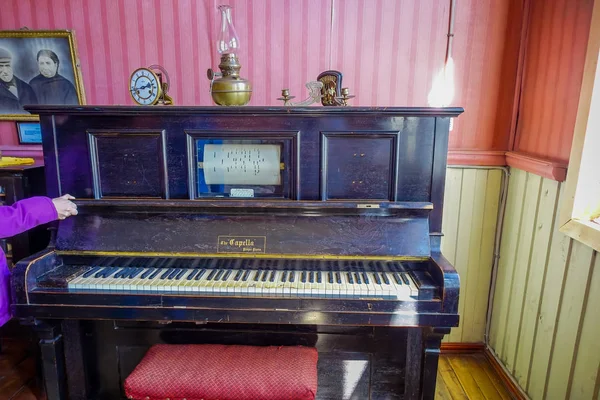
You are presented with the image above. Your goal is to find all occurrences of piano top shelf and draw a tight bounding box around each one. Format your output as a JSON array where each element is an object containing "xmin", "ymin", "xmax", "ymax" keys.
[{"xmin": 73, "ymin": 199, "xmax": 433, "ymax": 216}]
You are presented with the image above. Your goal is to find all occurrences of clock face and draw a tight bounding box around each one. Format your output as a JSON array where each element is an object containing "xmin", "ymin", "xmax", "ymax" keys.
[{"xmin": 129, "ymin": 68, "xmax": 160, "ymax": 105}]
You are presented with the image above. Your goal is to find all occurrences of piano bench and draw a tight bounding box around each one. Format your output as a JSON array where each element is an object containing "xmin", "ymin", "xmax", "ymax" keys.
[{"xmin": 124, "ymin": 343, "xmax": 318, "ymax": 400}]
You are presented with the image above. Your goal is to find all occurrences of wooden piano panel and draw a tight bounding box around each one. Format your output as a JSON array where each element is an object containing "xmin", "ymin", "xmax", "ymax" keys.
[
  {"xmin": 322, "ymin": 133, "xmax": 397, "ymax": 200},
  {"xmin": 88, "ymin": 130, "xmax": 168, "ymax": 199}
]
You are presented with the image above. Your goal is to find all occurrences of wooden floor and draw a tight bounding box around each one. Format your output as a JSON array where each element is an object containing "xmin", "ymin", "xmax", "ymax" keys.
[
  {"xmin": 0, "ymin": 322, "xmax": 513, "ymax": 400},
  {"xmin": 437, "ymin": 354, "xmax": 514, "ymax": 399}
]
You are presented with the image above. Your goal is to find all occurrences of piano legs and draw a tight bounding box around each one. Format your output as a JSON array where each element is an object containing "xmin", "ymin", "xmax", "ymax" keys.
[
  {"xmin": 34, "ymin": 322, "xmax": 67, "ymax": 400},
  {"xmin": 62, "ymin": 320, "xmax": 89, "ymax": 400},
  {"xmin": 405, "ymin": 327, "xmax": 451, "ymax": 400},
  {"xmin": 26, "ymin": 320, "xmax": 451, "ymax": 399}
]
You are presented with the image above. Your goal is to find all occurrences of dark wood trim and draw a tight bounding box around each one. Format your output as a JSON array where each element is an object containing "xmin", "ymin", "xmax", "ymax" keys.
[
  {"xmin": 25, "ymin": 105, "xmax": 465, "ymax": 117},
  {"xmin": 484, "ymin": 348, "xmax": 528, "ymax": 400},
  {"xmin": 506, "ymin": 151, "xmax": 568, "ymax": 181},
  {"xmin": 447, "ymin": 150, "xmax": 506, "ymax": 166},
  {"xmin": 440, "ymin": 342, "xmax": 485, "ymax": 354}
]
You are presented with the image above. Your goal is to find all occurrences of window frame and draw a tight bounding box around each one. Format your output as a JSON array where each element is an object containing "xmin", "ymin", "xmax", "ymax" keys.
[{"xmin": 559, "ymin": 0, "xmax": 600, "ymax": 253}]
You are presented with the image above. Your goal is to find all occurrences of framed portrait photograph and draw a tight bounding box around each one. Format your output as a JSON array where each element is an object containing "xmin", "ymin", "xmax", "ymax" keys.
[
  {"xmin": 16, "ymin": 122, "xmax": 42, "ymax": 144},
  {"xmin": 0, "ymin": 30, "xmax": 86, "ymax": 121}
]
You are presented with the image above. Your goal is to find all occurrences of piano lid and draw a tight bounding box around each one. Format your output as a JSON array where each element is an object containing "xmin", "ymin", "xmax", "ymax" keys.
[{"xmin": 55, "ymin": 202, "xmax": 432, "ymax": 260}]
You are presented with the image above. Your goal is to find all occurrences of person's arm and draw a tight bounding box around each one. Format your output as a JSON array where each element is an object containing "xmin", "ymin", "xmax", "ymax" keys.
[{"xmin": 0, "ymin": 194, "xmax": 77, "ymax": 239}]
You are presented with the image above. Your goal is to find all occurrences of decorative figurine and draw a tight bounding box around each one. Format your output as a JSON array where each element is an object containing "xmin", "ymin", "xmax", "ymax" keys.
[{"xmin": 317, "ymin": 70, "xmax": 343, "ymax": 106}]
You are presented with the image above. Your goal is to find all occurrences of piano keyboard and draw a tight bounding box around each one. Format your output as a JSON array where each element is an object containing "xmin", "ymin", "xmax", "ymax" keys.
[{"xmin": 65, "ymin": 259, "xmax": 422, "ymax": 300}]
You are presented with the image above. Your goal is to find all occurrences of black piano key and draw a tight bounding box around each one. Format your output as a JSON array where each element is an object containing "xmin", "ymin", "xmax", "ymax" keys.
[
  {"xmin": 382, "ymin": 272, "xmax": 390, "ymax": 285},
  {"xmin": 141, "ymin": 268, "xmax": 153, "ymax": 279},
  {"xmin": 195, "ymin": 269, "xmax": 207, "ymax": 280},
  {"xmin": 175, "ymin": 269, "xmax": 186, "ymax": 280},
  {"xmin": 289, "ymin": 271, "xmax": 295, "ymax": 283},
  {"xmin": 373, "ymin": 271, "xmax": 382, "ymax": 285},
  {"xmin": 301, "ymin": 271, "xmax": 307, "ymax": 283},
  {"xmin": 393, "ymin": 272, "xmax": 402, "ymax": 285},
  {"xmin": 347, "ymin": 272, "xmax": 354, "ymax": 284},
  {"xmin": 123, "ymin": 268, "xmax": 135, "ymax": 278},
  {"xmin": 401, "ymin": 272, "xmax": 410, "ymax": 285},
  {"xmin": 234, "ymin": 270, "xmax": 243, "ymax": 281},
  {"xmin": 362, "ymin": 272, "xmax": 369, "ymax": 284},
  {"xmin": 242, "ymin": 270, "xmax": 251, "ymax": 281},
  {"xmin": 94, "ymin": 267, "xmax": 107, "ymax": 278},
  {"xmin": 113, "ymin": 268, "xmax": 125, "ymax": 278},
  {"xmin": 222, "ymin": 270, "xmax": 232, "ymax": 281},
  {"xmin": 187, "ymin": 269, "xmax": 199, "ymax": 280},
  {"xmin": 214, "ymin": 269, "xmax": 225, "ymax": 281},
  {"xmin": 355, "ymin": 272, "xmax": 362, "ymax": 285},
  {"xmin": 328, "ymin": 271, "xmax": 333, "ymax": 284},
  {"xmin": 309, "ymin": 271, "xmax": 314, "ymax": 283},
  {"xmin": 82, "ymin": 267, "xmax": 101, "ymax": 278},
  {"xmin": 206, "ymin": 269, "xmax": 217, "ymax": 281},
  {"xmin": 168, "ymin": 269, "xmax": 180, "ymax": 280},
  {"xmin": 269, "ymin": 270, "xmax": 276, "ymax": 282},
  {"xmin": 97, "ymin": 267, "xmax": 115, "ymax": 278},
  {"xmin": 149, "ymin": 269, "xmax": 162, "ymax": 279},
  {"xmin": 261, "ymin": 269, "xmax": 269, "ymax": 282},
  {"xmin": 161, "ymin": 268, "xmax": 173, "ymax": 279},
  {"xmin": 254, "ymin": 269, "xmax": 262, "ymax": 282},
  {"xmin": 335, "ymin": 272, "xmax": 341, "ymax": 284},
  {"xmin": 317, "ymin": 271, "xmax": 322, "ymax": 283},
  {"xmin": 129, "ymin": 268, "xmax": 144, "ymax": 279},
  {"xmin": 281, "ymin": 271, "xmax": 288, "ymax": 283}
]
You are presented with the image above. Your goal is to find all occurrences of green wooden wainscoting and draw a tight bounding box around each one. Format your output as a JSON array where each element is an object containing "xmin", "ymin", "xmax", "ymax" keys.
[
  {"xmin": 441, "ymin": 167, "xmax": 504, "ymax": 344},
  {"xmin": 489, "ymin": 168, "xmax": 600, "ymax": 400}
]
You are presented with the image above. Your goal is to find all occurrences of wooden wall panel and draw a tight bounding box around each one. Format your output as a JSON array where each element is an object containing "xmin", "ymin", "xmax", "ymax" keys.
[
  {"xmin": 441, "ymin": 167, "xmax": 504, "ymax": 343},
  {"xmin": 514, "ymin": 0, "xmax": 594, "ymax": 163},
  {"xmin": 489, "ymin": 168, "xmax": 600, "ymax": 400},
  {"xmin": 0, "ymin": 0, "xmax": 519, "ymax": 158}
]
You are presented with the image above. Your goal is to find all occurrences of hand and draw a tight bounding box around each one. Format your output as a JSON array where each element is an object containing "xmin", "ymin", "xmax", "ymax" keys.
[{"xmin": 52, "ymin": 194, "xmax": 78, "ymax": 220}]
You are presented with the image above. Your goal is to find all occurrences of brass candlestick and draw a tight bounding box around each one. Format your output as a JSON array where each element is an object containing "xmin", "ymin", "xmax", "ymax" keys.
[
  {"xmin": 335, "ymin": 87, "xmax": 355, "ymax": 106},
  {"xmin": 276, "ymin": 89, "xmax": 295, "ymax": 106}
]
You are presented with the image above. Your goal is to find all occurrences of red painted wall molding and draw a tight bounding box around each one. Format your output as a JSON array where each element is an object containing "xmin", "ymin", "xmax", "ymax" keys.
[
  {"xmin": 447, "ymin": 150, "xmax": 506, "ymax": 166},
  {"xmin": 506, "ymin": 151, "xmax": 567, "ymax": 181}
]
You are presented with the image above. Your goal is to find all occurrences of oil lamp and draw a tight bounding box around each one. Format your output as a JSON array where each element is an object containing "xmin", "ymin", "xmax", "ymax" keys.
[{"xmin": 207, "ymin": 5, "xmax": 252, "ymax": 106}]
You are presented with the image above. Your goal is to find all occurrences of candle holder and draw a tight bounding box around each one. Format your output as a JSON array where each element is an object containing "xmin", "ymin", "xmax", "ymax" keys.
[{"xmin": 335, "ymin": 87, "xmax": 355, "ymax": 106}]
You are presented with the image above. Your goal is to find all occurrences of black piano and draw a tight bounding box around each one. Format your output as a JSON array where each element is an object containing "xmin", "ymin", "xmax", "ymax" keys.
[{"xmin": 12, "ymin": 105, "xmax": 463, "ymax": 400}]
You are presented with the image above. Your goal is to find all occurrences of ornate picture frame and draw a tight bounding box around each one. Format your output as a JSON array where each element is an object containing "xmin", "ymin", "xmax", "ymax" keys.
[{"xmin": 0, "ymin": 30, "xmax": 86, "ymax": 121}]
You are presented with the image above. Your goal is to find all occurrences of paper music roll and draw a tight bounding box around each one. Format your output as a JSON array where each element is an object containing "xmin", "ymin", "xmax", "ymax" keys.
[{"xmin": 203, "ymin": 144, "xmax": 281, "ymax": 185}]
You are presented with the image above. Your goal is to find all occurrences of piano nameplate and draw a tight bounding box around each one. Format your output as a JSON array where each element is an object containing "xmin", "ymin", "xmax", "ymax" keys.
[{"xmin": 218, "ymin": 236, "xmax": 266, "ymax": 253}]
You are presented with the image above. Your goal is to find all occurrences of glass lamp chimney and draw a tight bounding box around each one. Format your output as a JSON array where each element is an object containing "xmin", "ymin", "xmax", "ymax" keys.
[{"xmin": 217, "ymin": 5, "xmax": 240, "ymax": 54}]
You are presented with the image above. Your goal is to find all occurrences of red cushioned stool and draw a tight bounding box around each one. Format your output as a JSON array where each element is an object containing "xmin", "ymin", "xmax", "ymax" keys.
[{"xmin": 124, "ymin": 344, "xmax": 318, "ymax": 400}]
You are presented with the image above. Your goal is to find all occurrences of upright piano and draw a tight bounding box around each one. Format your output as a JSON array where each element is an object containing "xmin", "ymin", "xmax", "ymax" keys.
[{"xmin": 12, "ymin": 105, "xmax": 463, "ymax": 400}]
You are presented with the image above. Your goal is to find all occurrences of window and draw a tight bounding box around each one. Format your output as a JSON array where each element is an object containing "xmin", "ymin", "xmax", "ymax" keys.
[{"xmin": 560, "ymin": 0, "xmax": 600, "ymax": 252}]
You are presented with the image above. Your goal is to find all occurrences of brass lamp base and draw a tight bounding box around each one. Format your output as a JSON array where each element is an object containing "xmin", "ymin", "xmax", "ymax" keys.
[{"xmin": 208, "ymin": 53, "xmax": 252, "ymax": 106}]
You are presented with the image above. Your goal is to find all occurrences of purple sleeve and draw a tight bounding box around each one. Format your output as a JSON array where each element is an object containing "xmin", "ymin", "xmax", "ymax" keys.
[{"xmin": 0, "ymin": 196, "xmax": 58, "ymax": 239}]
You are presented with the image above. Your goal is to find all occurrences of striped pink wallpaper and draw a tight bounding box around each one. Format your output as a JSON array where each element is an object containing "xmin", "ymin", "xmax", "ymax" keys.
[{"xmin": 0, "ymin": 0, "xmax": 518, "ymax": 156}]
